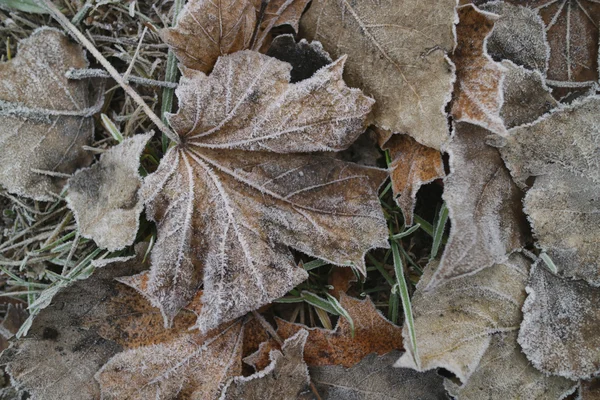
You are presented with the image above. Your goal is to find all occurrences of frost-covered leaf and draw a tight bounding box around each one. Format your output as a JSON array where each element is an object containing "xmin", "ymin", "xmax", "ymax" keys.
[
  {"xmin": 138, "ymin": 51, "xmax": 388, "ymax": 332},
  {"xmin": 300, "ymin": 0, "xmax": 457, "ymax": 149},
  {"xmin": 499, "ymin": 96, "xmax": 600, "ymax": 284},
  {"xmin": 0, "ymin": 28, "xmax": 99, "ymax": 201},
  {"xmin": 311, "ymin": 351, "xmax": 448, "ymax": 400},
  {"xmin": 518, "ymin": 262, "xmax": 600, "ymax": 380},
  {"xmin": 579, "ymin": 378, "xmax": 600, "ymax": 399},
  {"xmin": 445, "ymin": 332, "xmax": 576, "ymax": 400},
  {"xmin": 377, "ymin": 130, "xmax": 444, "ymax": 226},
  {"xmin": 451, "ymin": 5, "xmax": 507, "ymax": 135},
  {"xmin": 220, "ymin": 330, "xmax": 310, "ymax": 400},
  {"xmin": 266, "ymin": 34, "xmax": 332, "ymax": 83},
  {"xmin": 245, "ymin": 293, "xmax": 402, "ymax": 370},
  {"xmin": 479, "ymin": 1, "xmax": 549, "ymax": 73},
  {"xmin": 161, "ymin": 0, "xmax": 310, "ymax": 72},
  {"xmin": 427, "ymin": 122, "xmax": 527, "ymax": 287},
  {"xmin": 66, "ymin": 133, "xmax": 152, "ymax": 251}
]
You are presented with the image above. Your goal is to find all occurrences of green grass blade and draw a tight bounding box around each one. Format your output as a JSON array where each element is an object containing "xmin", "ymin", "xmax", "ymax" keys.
[
  {"xmin": 301, "ymin": 291, "xmax": 339, "ymax": 316},
  {"xmin": 326, "ymin": 293, "xmax": 355, "ymax": 337},
  {"xmin": 391, "ymin": 223, "xmax": 421, "ymax": 240},
  {"xmin": 539, "ymin": 253, "xmax": 558, "ymax": 273},
  {"xmin": 430, "ymin": 202, "xmax": 449, "ymax": 259}
]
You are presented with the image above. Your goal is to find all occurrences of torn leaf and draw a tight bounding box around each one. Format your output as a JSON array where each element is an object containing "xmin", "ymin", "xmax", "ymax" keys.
[
  {"xmin": 311, "ymin": 351, "xmax": 448, "ymax": 400},
  {"xmin": 301, "ymin": 0, "xmax": 457, "ymax": 149},
  {"xmin": 428, "ymin": 122, "xmax": 527, "ymax": 288},
  {"xmin": 66, "ymin": 133, "xmax": 152, "ymax": 251},
  {"xmin": 451, "ymin": 4, "xmax": 507, "ymax": 135},
  {"xmin": 0, "ymin": 28, "xmax": 98, "ymax": 201},
  {"xmin": 219, "ymin": 330, "xmax": 310, "ymax": 400},
  {"xmin": 519, "ymin": 262, "xmax": 600, "ymax": 380},
  {"xmin": 138, "ymin": 51, "xmax": 388, "ymax": 332}
]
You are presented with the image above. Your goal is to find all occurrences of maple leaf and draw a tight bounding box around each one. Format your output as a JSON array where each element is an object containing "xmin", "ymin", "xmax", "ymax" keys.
[
  {"xmin": 451, "ymin": 4, "xmax": 507, "ymax": 135},
  {"xmin": 310, "ymin": 351, "xmax": 448, "ymax": 400},
  {"xmin": 245, "ymin": 293, "xmax": 403, "ymax": 369},
  {"xmin": 219, "ymin": 330, "xmax": 310, "ymax": 400},
  {"xmin": 396, "ymin": 256, "xmax": 576, "ymax": 398},
  {"xmin": 300, "ymin": 0, "xmax": 457, "ymax": 150},
  {"xmin": 161, "ymin": 0, "xmax": 310, "ymax": 73},
  {"xmin": 498, "ymin": 95, "xmax": 600, "ymax": 285},
  {"xmin": 137, "ymin": 51, "xmax": 388, "ymax": 333},
  {"xmin": 426, "ymin": 122, "xmax": 527, "ymax": 288},
  {"xmin": 0, "ymin": 28, "xmax": 100, "ymax": 201},
  {"xmin": 66, "ymin": 133, "xmax": 152, "ymax": 251},
  {"xmin": 518, "ymin": 261, "xmax": 600, "ymax": 380}
]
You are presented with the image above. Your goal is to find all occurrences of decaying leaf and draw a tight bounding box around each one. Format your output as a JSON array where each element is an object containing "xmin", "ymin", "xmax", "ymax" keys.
[
  {"xmin": 266, "ymin": 34, "xmax": 332, "ymax": 83},
  {"xmin": 0, "ymin": 302, "xmax": 27, "ymax": 352},
  {"xmin": 378, "ymin": 130, "xmax": 444, "ymax": 226},
  {"xmin": 580, "ymin": 378, "xmax": 600, "ymax": 400},
  {"xmin": 66, "ymin": 133, "xmax": 152, "ymax": 251},
  {"xmin": 301, "ymin": 0, "xmax": 457, "ymax": 149},
  {"xmin": 138, "ymin": 51, "xmax": 388, "ymax": 333},
  {"xmin": 499, "ymin": 96, "xmax": 600, "ymax": 285},
  {"xmin": 451, "ymin": 4, "xmax": 507, "ymax": 135},
  {"xmin": 0, "ymin": 28, "xmax": 99, "ymax": 201},
  {"xmin": 246, "ymin": 293, "xmax": 402, "ymax": 370},
  {"xmin": 310, "ymin": 351, "xmax": 448, "ymax": 400},
  {"xmin": 445, "ymin": 332, "xmax": 576, "ymax": 399},
  {"xmin": 161, "ymin": 0, "xmax": 310, "ymax": 72},
  {"xmin": 328, "ymin": 266, "xmax": 357, "ymax": 298},
  {"xmin": 220, "ymin": 330, "xmax": 310, "ymax": 400},
  {"xmin": 518, "ymin": 262, "xmax": 600, "ymax": 380},
  {"xmin": 479, "ymin": 1, "xmax": 549, "ymax": 73},
  {"xmin": 396, "ymin": 255, "xmax": 575, "ymax": 398},
  {"xmin": 427, "ymin": 122, "xmax": 527, "ymax": 288}
]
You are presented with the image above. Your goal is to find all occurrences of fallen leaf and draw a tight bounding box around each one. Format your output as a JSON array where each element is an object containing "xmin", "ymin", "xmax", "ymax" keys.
[
  {"xmin": 0, "ymin": 303, "xmax": 27, "ymax": 352},
  {"xmin": 445, "ymin": 332, "xmax": 576, "ymax": 399},
  {"xmin": 379, "ymin": 130, "xmax": 444, "ymax": 226},
  {"xmin": 396, "ymin": 255, "xmax": 575, "ymax": 398},
  {"xmin": 310, "ymin": 351, "xmax": 448, "ymax": 400},
  {"xmin": 161, "ymin": 0, "xmax": 310, "ymax": 72},
  {"xmin": 451, "ymin": 4, "xmax": 507, "ymax": 135},
  {"xmin": 499, "ymin": 96, "xmax": 600, "ymax": 284},
  {"xmin": 138, "ymin": 51, "xmax": 388, "ymax": 332},
  {"xmin": 220, "ymin": 330, "xmax": 310, "ymax": 400},
  {"xmin": 246, "ymin": 293, "xmax": 403, "ymax": 369},
  {"xmin": 518, "ymin": 261, "xmax": 600, "ymax": 380},
  {"xmin": 479, "ymin": 1, "xmax": 549, "ymax": 73},
  {"xmin": 0, "ymin": 28, "xmax": 99, "ymax": 201},
  {"xmin": 580, "ymin": 378, "xmax": 600, "ymax": 400},
  {"xmin": 328, "ymin": 267, "xmax": 357, "ymax": 298},
  {"xmin": 266, "ymin": 34, "xmax": 332, "ymax": 83},
  {"xmin": 66, "ymin": 133, "xmax": 152, "ymax": 251},
  {"xmin": 427, "ymin": 122, "xmax": 527, "ymax": 288},
  {"xmin": 300, "ymin": 0, "xmax": 457, "ymax": 149}
]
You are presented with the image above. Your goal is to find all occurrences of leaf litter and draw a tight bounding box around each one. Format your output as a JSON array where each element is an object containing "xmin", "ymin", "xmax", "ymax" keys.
[{"xmin": 1, "ymin": 0, "xmax": 600, "ymax": 398}]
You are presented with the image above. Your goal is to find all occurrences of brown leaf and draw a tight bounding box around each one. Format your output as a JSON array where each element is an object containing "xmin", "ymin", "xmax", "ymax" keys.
[
  {"xmin": 220, "ymin": 330, "xmax": 310, "ymax": 400},
  {"xmin": 427, "ymin": 122, "xmax": 527, "ymax": 288},
  {"xmin": 396, "ymin": 255, "xmax": 575, "ymax": 398},
  {"xmin": 499, "ymin": 96, "xmax": 600, "ymax": 285},
  {"xmin": 137, "ymin": 51, "xmax": 388, "ymax": 332},
  {"xmin": 246, "ymin": 294, "xmax": 403, "ymax": 369},
  {"xmin": 66, "ymin": 133, "xmax": 152, "ymax": 251},
  {"xmin": 251, "ymin": 0, "xmax": 312, "ymax": 51},
  {"xmin": 300, "ymin": 0, "xmax": 457, "ymax": 149},
  {"xmin": 580, "ymin": 379, "xmax": 600, "ymax": 400},
  {"xmin": 0, "ymin": 28, "xmax": 99, "ymax": 201},
  {"xmin": 451, "ymin": 5, "xmax": 507, "ymax": 135},
  {"xmin": 0, "ymin": 303, "xmax": 27, "ymax": 352},
  {"xmin": 328, "ymin": 267, "xmax": 357, "ymax": 298},
  {"xmin": 518, "ymin": 262, "xmax": 600, "ymax": 380},
  {"xmin": 266, "ymin": 34, "xmax": 333, "ymax": 83},
  {"xmin": 310, "ymin": 351, "xmax": 448, "ymax": 400},
  {"xmin": 379, "ymin": 131, "xmax": 444, "ymax": 226}
]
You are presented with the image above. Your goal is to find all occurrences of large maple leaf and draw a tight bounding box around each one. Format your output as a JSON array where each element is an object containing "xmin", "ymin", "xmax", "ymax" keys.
[{"xmin": 137, "ymin": 51, "xmax": 389, "ymax": 332}]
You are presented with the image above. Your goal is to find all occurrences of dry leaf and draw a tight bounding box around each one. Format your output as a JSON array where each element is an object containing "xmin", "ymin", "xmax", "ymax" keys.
[
  {"xmin": 161, "ymin": 0, "xmax": 310, "ymax": 72},
  {"xmin": 138, "ymin": 51, "xmax": 388, "ymax": 332},
  {"xmin": 66, "ymin": 133, "xmax": 152, "ymax": 251},
  {"xmin": 451, "ymin": 4, "xmax": 507, "ymax": 135},
  {"xmin": 266, "ymin": 35, "xmax": 332, "ymax": 83},
  {"xmin": 220, "ymin": 330, "xmax": 310, "ymax": 400},
  {"xmin": 379, "ymin": 131, "xmax": 444, "ymax": 226},
  {"xmin": 328, "ymin": 266, "xmax": 357, "ymax": 298},
  {"xmin": 499, "ymin": 96, "xmax": 600, "ymax": 285},
  {"xmin": 580, "ymin": 379, "xmax": 600, "ymax": 400},
  {"xmin": 0, "ymin": 303, "xmax": 27, "ymax": 352},
  {"xmin": 479, "ymin": 1, "xmax": 549, "ymax": 73},
  {"xmin": 300, "ymin": 0, "xmax": 457, "ymax": 149},
  {"xmin": 246, "ymin": 293, "xmax": 403, "ymax": 369},
  {"xmin": 310, "ymin": 351, "xmax": 448, "ymax": 400},
  {"xmin": 0, "ymin": 28, "xmax": 99, "ymax": 201},
  {"xmin": 518, "ymin": 262, "xmax": 600, "ymax": 380},
  {"xmin": 427, "ymin": 122, "xmax": 527, "ymax": 288},
  {"xmin": 445, "ymin": 332, "xmax": 576, "ymax": 400},
  {"xmin": 396, "ymin": 255, "xmax": 575, "ymax": 398}
]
